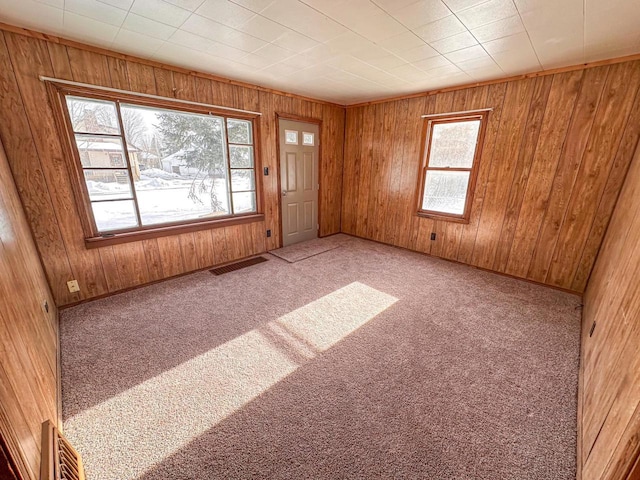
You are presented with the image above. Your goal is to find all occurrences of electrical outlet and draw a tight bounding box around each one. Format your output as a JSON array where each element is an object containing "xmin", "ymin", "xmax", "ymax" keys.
[
  {"xmin": 430, "ymin": 232, "xmax": 436, "ymax": 241},
  {"xmin": 67, "ymin": 280, "xmax": 80, "ymax": 293},
  {"xmin": 266, "ymin": 229, "xmax": 272, "ymax": 238}
]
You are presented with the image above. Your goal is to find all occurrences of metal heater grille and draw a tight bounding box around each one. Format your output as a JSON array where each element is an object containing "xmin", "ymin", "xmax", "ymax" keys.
[{"xmin": 41, "ymin": 420, "xmax": 85, "ymax": 480}]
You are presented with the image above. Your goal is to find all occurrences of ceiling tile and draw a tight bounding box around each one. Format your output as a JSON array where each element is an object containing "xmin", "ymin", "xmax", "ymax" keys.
[
  {"xmin": 326, "ymin": 32, "xmax": 377, "ymax": 55},
  {"xmin": 423, "ymin": 62, "xmax": 463, "ymax": 77},
  {"xmin": 164, "ymin": 0, "xmax": 205, "ymax": 10},
  {"xmin": 456, "ymin": 0, "xmax": 518, "ymax": 30},
  {"xmin": 455, "ymin": 55, "xmax": 500, "ymax": 70},
  {"xmin": 348, "ymin": 11, "xmax": 406, "ymax": 43},
  {"xmin": 236, "ymin": 52, "xmax": 275, "ymax": 68},
  {"xmin": 388, "ymin": 63, "xmax": 429, "ymax": 82},
  {"xmin": 112, "ymin": 28, "xmax": 166, "ymax": 56},
  {"xmin": 272, "ymin": 30, "xmax": 319, "ymax": 53},
  {"xmin": 442, "ymin": 0, "xmax": 487, "ymax": 12},
  {"xmin": 413, "ymin": 15, "xmax": 466, "ymax": 43},
  {"xmin": 237, "ymin": 14, "xmax": 289, "ymax": 42},
  {"xmin": 482, "ymin": 31, "xmax": 531, "ymax": 55},
  {"xmin": 182, "ymin": 14, "xmax": 268, "ymax": 51},
  {"xmin": 98, "ymin": 0, "xmax": 135, "ymax": 9},
  {"xmin": 210, "ymin": 41, "xmax": 253, "ymax": 60},
  {"xmin": 431, "ymin": 31, "xmax": 478, "ymax": 53},
  {"xmin": 130, "ymin": 0, "xmax": 192, "ymax": 27},
  {"xmin": 253, "ymin": 42, "xmax": 295, "ymax": 62},
  {"xmin": 195, "ymin": 0, "xmax": 255, "ymax": 28},
  {"xmin": 0, "ymin": 0, "xmax": 64, "ymax": 32},
  {"xmin": 66, "ymin": 0, "xmax": 127, "ymax": 27},
  {"xmin": 122, "ymin": 12, "xmax": 178, "ymax": 40},
  {"xmin": 35, "ymin": 0, "xmax": 64, "ymax": 7},
  {"xmin": 169, "ymin": 29, "xmax": 216, "ymax": 51},
  {"xmin": 515, "ymin": 0, "xmax": 584, "ymax": 67},
  {"xmin": 63, "ymin": 11, "xmax": 119, "ymax": 43},
  {"xmin": 397, "ymin": 43, "xmax": 440, "ymax": 62},
  {"xmin": 445, "ymin": 44, "xmax": 490, "ymax": 63},
  {"xmin": 228, "ymin": 0, "xmax": 274, "ymax": 13},
  {"xmin": 373, "ymin": 0, "xmax": 420, "ymax": 13},
  {"xmin": 471, "ymin": 15, "xmax": 524, "ymax": 43},
  {"xmin": 491, "ymin": 48, "xmax": 540, "ymax": 73},
  {"xmin": 379, "ymin": 31, "xmax": 427, "ymax": 54},
  {"xmin": 363, "ymin": 54, "xmax": 408, "ymax": 70},
  {"xmin": 390, "ymin": 0, "xmax": 451, "ymax": 30},
  {"xmin": 260, "ymin": 0, "xmax": 346, "ymax": 42},
  {"xmin": 413, "ymin": 54, "xmax": 452, "ymax": 71}
]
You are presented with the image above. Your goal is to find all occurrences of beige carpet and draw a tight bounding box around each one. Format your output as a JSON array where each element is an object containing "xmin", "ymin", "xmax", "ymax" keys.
[
  {"xmin": 60, "ymin": 235, "xmax": 581, "ymax": 480},
  {"xmin": 268, "ymin": 234, "xmax": 350, "ymax": 262}
]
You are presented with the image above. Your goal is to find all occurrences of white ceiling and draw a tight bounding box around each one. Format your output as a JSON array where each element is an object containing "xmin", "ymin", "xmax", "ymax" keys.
[{"xmin": 1, "ymin": 0, "xmax": 639, "ymax": 104}]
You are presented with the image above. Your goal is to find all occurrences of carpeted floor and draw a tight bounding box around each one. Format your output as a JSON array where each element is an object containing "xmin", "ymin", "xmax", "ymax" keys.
[
  {"xmin": 60, "ymin": 234, "xmax": 581, "ymax": 480},
  {"xmin": 269, "ymin": 234, "xmax": 348, "ymax": 262}
]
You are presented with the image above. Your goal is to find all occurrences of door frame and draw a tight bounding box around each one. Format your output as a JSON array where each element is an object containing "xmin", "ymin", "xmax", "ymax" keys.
[{"xmin": 275, "ymin": 113, "xmax": 323, "ymax": 248}]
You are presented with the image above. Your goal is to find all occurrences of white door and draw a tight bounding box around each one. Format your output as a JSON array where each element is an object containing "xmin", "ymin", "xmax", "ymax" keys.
[{"xmin": 279, "ymin": 119, "xmax": 319, "ymax": 247}]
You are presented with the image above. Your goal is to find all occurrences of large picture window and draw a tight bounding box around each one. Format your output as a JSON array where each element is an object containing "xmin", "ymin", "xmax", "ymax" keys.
[
  {"xmin": 50, "ymin": 83, "xmax": 262, "ymax": 245},
  {"xmin": 417, "ymin": 111, "xmax": 488, "ymax": 222}
]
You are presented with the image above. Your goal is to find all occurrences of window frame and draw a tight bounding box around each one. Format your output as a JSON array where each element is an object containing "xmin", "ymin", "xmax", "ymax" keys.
[
  {"xmin": 416, "ymin": 110, "xmax": 489, "ymax": 223},
  {"xmin": 47, "ymin": 82, "xmax": 264, "ymax": 248}
]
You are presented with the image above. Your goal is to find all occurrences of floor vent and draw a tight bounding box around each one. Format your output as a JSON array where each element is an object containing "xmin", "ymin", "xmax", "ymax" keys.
[
  {"xmin": 210, "ymin": 256, "xmax": 268, "ymax": 275},
  {"xmin": 40, "ymin": 420, "xmax": 85, "ymax": 480}
]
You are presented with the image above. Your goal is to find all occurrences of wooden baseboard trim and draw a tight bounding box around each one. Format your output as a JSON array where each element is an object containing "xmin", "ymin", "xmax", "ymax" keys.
[
  {"xmin": 340, "ymin": 232, "xmax": 584, "ymax": 296},
  {"xmin": 58, "ymin": 252, "xmax": 268, "ymax": 309}
]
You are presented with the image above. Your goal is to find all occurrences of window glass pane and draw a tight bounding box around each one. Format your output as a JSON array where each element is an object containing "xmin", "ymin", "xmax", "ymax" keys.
[
  {"xmin": 422, "ymin": 170, "xmax": 470, "ymax": 215},
  {"xmin": 66, "ymin": 96, "xmax": 120, "ymax": 135},
  {"xmin": 231, "ymin": 169, "xmax": 255, "ymax": 191},
  {"xmin": 84, "ymin": 170, "xmax": 133, "ymax": 201},
  {"xmin": 227, "ymin": 119, "xmax": 252, "ymax": 144},
  {"xmin": 232, "ymin": 191, "xmax": 256, "ymax": 214},
  {"xmin": 428, "ymin": 120, "xmax": 480, "ymax": 168},
  {"xmin": 120, "ymin": 104, "xmax": 233, "ymax": 226},
  {"xmin": 229, "ymin": 145, "xmax": 254, "ymax": 168},
  {"xmin": 135, "ymin": 176, "xmax": 231, "ymax": 226},
  {"xmin": 76, "ymin": 135, "xmax": 127, "ymax": 168},
  {"xmin": 285, "ymin": 130, "xmax": 298, "ymax": 144},
  {"xmin": 91, "ymin": 199, "xmax": 138, "ymax": 232},
  {"xmin": 303, "ymin": 132, "xmax": 314, "ymax": 145}
]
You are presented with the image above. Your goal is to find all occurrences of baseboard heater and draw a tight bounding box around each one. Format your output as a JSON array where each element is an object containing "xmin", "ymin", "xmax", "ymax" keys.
[{"xmin": 40, "ymin": 421, "xmax": 85, "ymax": 480}]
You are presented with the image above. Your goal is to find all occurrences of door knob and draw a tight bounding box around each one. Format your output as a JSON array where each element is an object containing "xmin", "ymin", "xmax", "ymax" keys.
[{"xmin": 282, "ymin": 190, "xmax": 287, "ymax": 196}]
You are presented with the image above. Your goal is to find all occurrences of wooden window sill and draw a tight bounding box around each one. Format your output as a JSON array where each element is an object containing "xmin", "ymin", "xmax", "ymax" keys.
[
  {"xmin": 84, "ymin": 213, "xmax": 265, "ymax": 248},
  {"xmin": 417, "ymin": 211, "xmax": 470, "ymax": 224}
]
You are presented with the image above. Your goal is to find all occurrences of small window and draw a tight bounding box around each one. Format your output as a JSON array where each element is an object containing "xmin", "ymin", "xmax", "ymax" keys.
[
  {"xmin": 54, "ymin": 89, "xmax": 261, "ymax": 242},
  {"xmin": 417, "ymin": 112, "xmax": 488, "ymax": 222},
  {"xmin": 285, "ymin": 129, "xmax": 298, "ymax": 144},
  {"xmin": 302, "ymin": 132, "xmax": 314, "ymax": 146}
]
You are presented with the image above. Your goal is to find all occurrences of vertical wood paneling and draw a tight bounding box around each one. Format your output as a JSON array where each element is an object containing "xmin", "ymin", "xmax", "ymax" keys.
[
  {"xmin": 0, "ymin": 32, "xmax": 74, "ymax": 303},
  {"xmin": 493, "ymin": 76, "xmax": 553, "ymax": 272},
  {"xmin": 546, "ymin": 61, "xmax": 640, "ymax": 287},
  {"xmin": 0, "ymin": 28, "xmax": 345, "ymax": 305},
  {"xmin": 343, "ymin": 62, "xmax": 640, "ymax": 292},
  {"xmin": 0, "ymin": 137, "xmax": 58, "ymax": 480},
  {"xmin": 582, "ymin": 143, "xmax": 640, "ymax": 480}
]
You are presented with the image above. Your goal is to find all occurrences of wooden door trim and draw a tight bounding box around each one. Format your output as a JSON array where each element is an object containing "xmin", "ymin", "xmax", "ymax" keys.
[{"xmin": 275, "ymin": 113, "xmax": 323, "ymax": 248}]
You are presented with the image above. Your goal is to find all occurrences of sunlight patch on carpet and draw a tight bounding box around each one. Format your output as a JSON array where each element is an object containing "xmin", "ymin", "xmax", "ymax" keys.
[{"xmin": 64, "ymin": 282, "xmax": 397, "ymax": 480}]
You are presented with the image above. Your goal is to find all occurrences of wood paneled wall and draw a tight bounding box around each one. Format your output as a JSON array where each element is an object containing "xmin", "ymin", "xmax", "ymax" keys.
[
  {"xmin": 581, "ymin": 143, "xmax": 640, "ymax": 480},
  {"xmin": 342, "ymin": 60, "xmax": 640, "ymax": 292},
  {"xmin": 0, "ymin": 138, "xmax": 58, "ymax": 480},
  {"xmin": 0, "ymin": 28, "xmax": 345, "ymax": 306}
]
